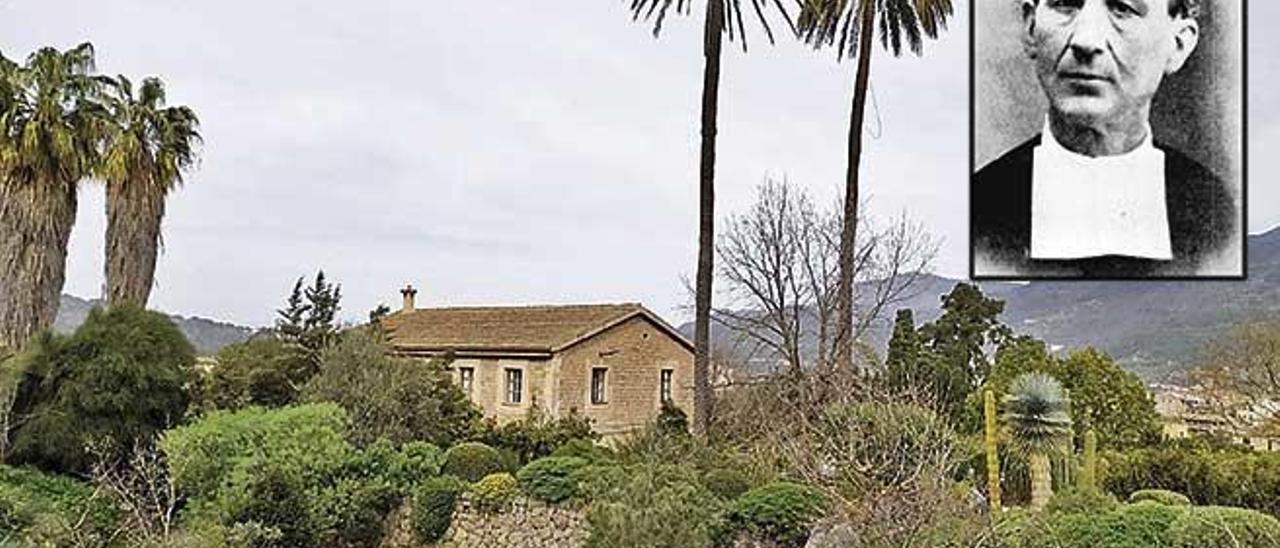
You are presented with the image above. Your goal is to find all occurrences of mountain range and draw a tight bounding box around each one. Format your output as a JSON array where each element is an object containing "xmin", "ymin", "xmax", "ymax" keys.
[
  {"xmin": 53, "ymin": 295, "xmax": 257, "ymax": 356},
  {"xmin": 683, "ymin": 227, "xmax": 1280, "ymax": 382}
]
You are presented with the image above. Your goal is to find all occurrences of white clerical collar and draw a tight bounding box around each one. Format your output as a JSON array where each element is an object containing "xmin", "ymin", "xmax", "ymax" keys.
[{"xmin": 1030, "ymin": 120, "xmax": 1171, "ymax": 261}]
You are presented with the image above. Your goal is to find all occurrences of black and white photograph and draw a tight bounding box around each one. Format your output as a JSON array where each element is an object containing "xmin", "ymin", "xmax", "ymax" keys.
[{"xmin": 971, "ymin": 0, "xmax": 1245, "ymax": 279}]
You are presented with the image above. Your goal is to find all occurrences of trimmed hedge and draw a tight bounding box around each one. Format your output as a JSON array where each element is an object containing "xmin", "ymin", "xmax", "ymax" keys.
[
  {"xmin": 517, "ymin": 456, "xmax": 589, "ymax": 503},
  {"xmin": 550, "ymin": 438, "xmax": 615, "ymax": 465},
  {"xmin": 721, "ymin": 482, "xmax": 828, "ymax": 547},
  {"xmin": 443, "ymin": 442, "xmax": 504, "ymax": 483},
  {"xmin": 412, "ymin": 475, "xmax": 466, "ymax": 543},
  {"xmin": 471, "ymin": 473, "xmax": 519, "ymax": 511},
  {"xmin": 1128, "ymin": 489, "xmax": 1191, "ymax": 506},
  {"xmin": 1046, "ymin": 487, "xmax": 1120, "ymax": 515},
  {"xmin": 1167, "ymin": 506, "xmax": 1280, "ymax": 547}
]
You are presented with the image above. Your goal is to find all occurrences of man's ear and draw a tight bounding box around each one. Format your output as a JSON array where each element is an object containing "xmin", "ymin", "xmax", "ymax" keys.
[
  {"xmin": 1021, "ymin": 0, "xmax": 1039, "ymax": 59},
  {"xmin": 1166, "ymin": 17, "xmax": 1200, "ymax": 74}
]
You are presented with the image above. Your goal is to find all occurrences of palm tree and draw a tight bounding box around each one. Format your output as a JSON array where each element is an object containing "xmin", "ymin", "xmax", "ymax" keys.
[
  {"xmin": 1003, "ymin": 372, "xmax": 1073, "ymax": 511},
  {"xmin": 797, "ymin": 0, "xmax": 953, "ymax": 369},
  {"xmin": 0, "ymin": 43, "xmax": 104, "ymax": 351},
  {"xmin": 629, "ymin": 0, "xmax": 793, "ymax": 435},
  {"xmin": 99, "ymin": 75, "xmax": 201, "ymax": 308}
]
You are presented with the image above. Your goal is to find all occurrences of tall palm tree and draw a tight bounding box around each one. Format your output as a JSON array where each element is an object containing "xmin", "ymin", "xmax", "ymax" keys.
[
  {"xmin": 0, "ymin": 43, "xmax": 104, "ymax": 351},
  {"xmin": 1003, "ymin": 372, "xmax": 1073, "ymax": 511},
  {"xmin": 98, "ymin": 75, "xmax": 201, "ymax": 308},
  {"xmin": 629, "ymin": 0, "xmax": 793, "ymax": 435},
  {"xmin": 797, "ymin": 0, "xmax": 952, "ymax": 369}
]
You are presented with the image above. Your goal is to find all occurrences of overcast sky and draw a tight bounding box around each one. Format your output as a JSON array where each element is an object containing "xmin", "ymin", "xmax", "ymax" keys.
[{"xmin": 2, "ymin": 1, "xmax": 1276, "ymax": 328}]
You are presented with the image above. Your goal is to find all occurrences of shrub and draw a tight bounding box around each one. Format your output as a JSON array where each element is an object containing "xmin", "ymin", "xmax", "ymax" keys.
[
  {"xmin": 550, "ymin": 438, "xmax": 616, "ymax": 465},
  {"xmin": 412, "ymin": 476, "xmax": 465, "ymax": 543},
  {"xmin": 480, "ymin": 406, "xmax": 599, "ymax": 464},
  {"xmin": 1101, "ymin": 441, "xmax": 1280, "ymax": 516},
  {"xmin": 0, "ymin": 465, "xmax": 119, "ymax": 544},
  {"xmin": 443, "ymin": 442, "xmax": 504, "ymax": 483},
  {"xmin": 805, "ymin": 402, "xmax": 957, "ymax": 497},
  {"xmin": 582, "ymin": 463, "xmax": 724, "ymax": 548},
  {"xmin": 1046, "ymin": 486, "xmax": 1120, "ymax": 515},
  {"xmin": 399, "ymin": 441, "xmax": 446, "ymax": 485},
  {"xmin": 312, "ymin": 477, "xmax": 397, "ymax": 548},
  {"xmin": 221, "ymin": 464, "xmax": 316, "ymax": 548},
  {"xmin": 1167, "ymin": 506, "xmax": 1280, "ymax": 548},
  {"xmin": 656, "ymin": 400, "xmax": 689, "ymax": 438},
  {"xmin": 703, "ymin": 468, "xmax": 752, "ymax": 501},
  {"xmin": 721, "ymin": 482, "xmax": 828, "ymax": 547},
  {"xmin": 302, "ymin": 330, "xmax": 482, "ymax": 448},
  {"xmin": 470, "ymin": 473, "xmax": 519, "ymax": 511},
  {"xmin": 517, "ymin": 456, "xmax": 589, "ymax": 503},
  {"xmin": 8, "ymin": 306, "xmax": 192, "ymax": 475},
  {"xmin": 197, "ymin": 338, "xmax": 309, "ymax": 412},
  {"xmin": 1128, "ymin": 489, "xmax": 1191, "ymax": 506},
  {"xmin": 162, "ymin": 403, "xmax": 352, "ymax": 499}
]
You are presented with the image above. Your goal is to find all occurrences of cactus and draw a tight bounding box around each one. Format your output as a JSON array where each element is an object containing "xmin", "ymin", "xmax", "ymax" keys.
[
  {"xmin": 1081, "ymin": 428, "xmax": 1098, "ymax": 489},
  {"xmin": 984, "ymin": 388, "xmax": 1001, "ymax": 512}
]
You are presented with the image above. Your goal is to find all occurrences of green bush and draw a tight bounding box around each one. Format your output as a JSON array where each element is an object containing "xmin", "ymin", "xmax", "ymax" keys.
[
  {"xmin": 996, "ymin": 501, "xmax": 1186, "ymax": 548},
  {"xmin": 221, "ymin": 464, "xmax": 316, "ymax": 548},
  {"xmin": 1167, "ymin": 506, "xmax": 1280, "ymax": 547},
  {"xmin": 0, "ymin": 465, "xmax": 119, "ymax": 544},
  {"xmin": 517, "ymin": 456, "xmax": 589, "ymax": 503},
  {"xmin": 197, "ymin": 338, "xmax": 309, "ymax": 412},
  {"xmin": 656, "ymin": 400, "xmax": 689, "ymax": 438},
  {"xmin": 550, "ymin": 438, "xmax": 615, "ymax": 465},
  {"xmin": 312, "ymin": 476, "xmax": 397, "ymax": 548},
  {"xmin": 443, "ymin": 442, "xmax": 505, "ymax": 483},
  {"xmin": 470, "ymin": 473, "xmax": 519, "ymax": 511},
  {"xmin": 703, "ymin": 468, "xmax": 752, "ymax": 501},
  {"xmin": 582, "ymin": 462, "xmax": 724, "ymax": 548},
  {"xmin": 721, "ymin": 482, "xmax": 828, "ymax": 547},
  {"xmin": 399, "ymin": 441, "xmax": 446, "ymax": 485},
  {"xmin": 1046, "ymin": 486, "xmax": 1120, "ymax": 515},
  {"xmin": 412, "ymin": 476, "xmax": 465, "ymax": 543},
  {"xmin": 9, "ymin": 306, "xmax": 192, "ymax": 475},
  {"xmin": 1102, "ymin": 441, "xmax": 1280, "ymax": 516},
  {"xmin": 1128, "ymin": 489, "xmax": 1191, "ymax": 506},
  {"xmin": 480, "ymin": 406, "xmax": 599, "ymax": 464},
  {"xmin": 162, "ymin": 403, "xmax": 352, "ymax": 499}
]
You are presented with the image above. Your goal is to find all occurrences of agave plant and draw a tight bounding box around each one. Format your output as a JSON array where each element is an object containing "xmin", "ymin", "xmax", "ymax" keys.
[{"xmin": 1002, "ymin": 372, "xmax": 1073, "ymax": 511}]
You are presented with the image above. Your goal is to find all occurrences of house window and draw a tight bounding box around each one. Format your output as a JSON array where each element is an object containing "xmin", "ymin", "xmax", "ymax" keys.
[
  {"xmin": 505, "ymin": 368, "xmax": 523, "ymax": 404},
  {"xmin": 591, "ymin": 368, "xmax": 608, "ymax": 404},
  {"xmin": 660, "ymin": 369, "xmax": 674, "ymax": 403},
  {"xmin": 458, "ymin": 367, "xmax": 474, "ymax": 396}
]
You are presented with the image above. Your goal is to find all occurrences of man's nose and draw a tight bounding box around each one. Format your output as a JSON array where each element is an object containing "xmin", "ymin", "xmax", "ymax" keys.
[{"xmin": 1068, "ymin": 1, "xmax": 1109, "ymax": 61}]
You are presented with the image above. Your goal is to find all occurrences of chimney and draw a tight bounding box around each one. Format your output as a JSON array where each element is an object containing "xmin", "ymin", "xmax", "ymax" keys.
[{"xmin": 400, "ymin": 284, "xmax": 418, "ymax": 312}]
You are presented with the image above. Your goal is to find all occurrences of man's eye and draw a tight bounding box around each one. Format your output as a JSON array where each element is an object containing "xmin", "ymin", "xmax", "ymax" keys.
[
  {"xmin": 1108, "ymin": 0, "xmax": 1140, "ymax": 17},
  {"xmin": 1047, "ymin": 0, "xmax": 1083, "ymax": 11}
]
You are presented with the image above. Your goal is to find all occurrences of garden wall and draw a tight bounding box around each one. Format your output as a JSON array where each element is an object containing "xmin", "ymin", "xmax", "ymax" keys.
[{"xmin": 380, "ymin": 494, "xmax": 588, "ymax": 548}]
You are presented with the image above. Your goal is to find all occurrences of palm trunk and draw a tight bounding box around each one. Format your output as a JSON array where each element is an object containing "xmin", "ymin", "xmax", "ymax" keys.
[
  {"xmin": 105, "ymin": 174, "xmax": 165, "ymax": 308},
  {"xmin": 692, "ymin": 0, "xmax": 725, "ymax": 437},
  {"xmin": 834, "ymin": 0, "xmax": 876, "ymax": 370},
  {"xmin": 1029, "ymin": 451, "xmax": 1053, "ymax": 511},
  {"xmin": 0, "ymin": 175, "xmax": 78, "ymax": 351}
]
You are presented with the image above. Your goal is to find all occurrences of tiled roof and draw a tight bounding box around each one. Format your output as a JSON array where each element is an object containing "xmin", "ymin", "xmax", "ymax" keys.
[{"xmin": 383, "ymin": 303, "xmax": 689, "ymax": 355}]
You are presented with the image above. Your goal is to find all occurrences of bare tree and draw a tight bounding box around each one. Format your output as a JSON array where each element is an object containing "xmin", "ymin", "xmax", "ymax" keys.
[
  {"xmin": 1190, "ymin": 320, "xmax": 1280, "ymax": 434},
  {"xmin": 709, "ymin": 177, "xmax": 937, "ymax": 375},
  {"xmin": 89, "ymin": 437, "xmax": 180, "ymax": 546}
]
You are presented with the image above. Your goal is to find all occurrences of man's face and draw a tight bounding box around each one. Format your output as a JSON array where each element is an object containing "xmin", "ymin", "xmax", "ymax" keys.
[{"xmin": 1023, "ymin": 0, "xmax": 1198, "ymax": 127}]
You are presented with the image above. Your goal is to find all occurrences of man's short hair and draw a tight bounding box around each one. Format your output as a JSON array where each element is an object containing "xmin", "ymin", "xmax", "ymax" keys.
[{"xmin": 1023, "ymin": 0, "xmax": 1201, "ymax": 19}]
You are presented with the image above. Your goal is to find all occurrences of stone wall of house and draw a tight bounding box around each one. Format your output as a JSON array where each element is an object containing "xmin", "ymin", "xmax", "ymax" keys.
[
  {"xmin": 555, "ymin": 315, "xmax": 695, "ymax": 438},
  {"xmin": 379, "ymin": 495, "xmax": 588, "ymax": 548}
]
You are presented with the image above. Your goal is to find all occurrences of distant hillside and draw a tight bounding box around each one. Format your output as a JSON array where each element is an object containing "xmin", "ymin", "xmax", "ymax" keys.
[
  {"xmin": 684, "ymin": 228, "xmax": 1280, "ymax": 382},
  {"xmin": 54, "ymin": 295, "xmax": 256, "ymax": 355}
]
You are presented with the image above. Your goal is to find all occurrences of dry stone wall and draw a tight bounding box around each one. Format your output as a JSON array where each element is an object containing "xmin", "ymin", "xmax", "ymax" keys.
[{"xmin": 379, "ymin": 494, "xmax": 588, "ymax": 548}]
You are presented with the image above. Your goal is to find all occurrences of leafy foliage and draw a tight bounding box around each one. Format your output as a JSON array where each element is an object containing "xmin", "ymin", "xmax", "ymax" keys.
[
  {"xmin": 275, "ymin": 271, "xmax": 342, "ymax": 377},
  {"xmin": 1002, "ymin": 373, "xmax": 1073, "ymax": 458},
  {"xmin": 720, "ymin": 482, "xmax": 827, "ymax": 547},
  {"xmin": 550, "ymin": 438, "xmax": 616, "ymax": 465},
  {"xmin": 656, "ymin": 400, "xmax": 690, "ymax": 438},
  {"xmin": 1166, "ymin": 506, "xmax": 1280, "ymax": 547},
  {"xmin": 516, "ymin": 456, "xmax": 589, "ymax": 503},
  {"xmin": 0, "ymin": 465, "xmax": 119, "ymax": 545},
  {"xmin": 1102, "ymin": 441, "xmax": 1280, "ymax": 516},
  {"xmin": 443, "ymin": 442, "xmax": 505, "ymax": 483},
  {"xmin": 581, "ymin": 462, "xmax": 725, "ymax": 548},
  {"xmin": 9, "ymin": 306, "xmax": 192, "ymax": 475},
  {"xmin": 197, "ymin": 337, "xmax": 308, "ymax": 411},
  {"xmin": 1045, "ymin": 486, "xmax": 1120, "ymax": 515},
  {"xmin": 302, "ymin": 330, "xmax": 481, "ymax": 448},
  {"xmin": 478, "ymin": 405, "xmax": 597, "ymax": 464},
  {"xmin": 411, "ymin": 476, "xmax": 465, "ymax": 543},
  {"xmin": 469, "ymin": 472, "xmax": 518, "ymax": 511},
  {"xmin": 1128, "ymin": 489, "xmax": 1191, "ymax": 506},
  {"xmin": 702, "ymin": 468, "xmax": 753, "ymax": 501}
]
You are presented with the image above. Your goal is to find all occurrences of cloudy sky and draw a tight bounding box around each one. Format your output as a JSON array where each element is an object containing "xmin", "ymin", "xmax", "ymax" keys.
[{"xmin": 1, "ymin": 1, "xmax": 1276, "ymax": 327}]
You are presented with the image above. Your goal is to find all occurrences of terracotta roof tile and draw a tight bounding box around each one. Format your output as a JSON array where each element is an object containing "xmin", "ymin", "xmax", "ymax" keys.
[{"xmin": 383, "ymin": 303, "xmax": 652, "ymax": 352}]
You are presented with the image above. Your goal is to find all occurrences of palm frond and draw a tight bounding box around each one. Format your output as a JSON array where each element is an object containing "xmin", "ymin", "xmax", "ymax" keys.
[
  {"xmin": 629, "ymin": 0, "xmax": 795, "ymax": 51},
  {"xmin": 798, "ymin": 0, "xmax": 951, "ymax": 59}
]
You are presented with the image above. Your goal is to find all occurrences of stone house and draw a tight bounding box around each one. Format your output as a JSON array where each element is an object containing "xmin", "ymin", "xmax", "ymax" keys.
[{"xmin": 382, "ymin": 286, "xmax": 695, "ymax": 438}]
